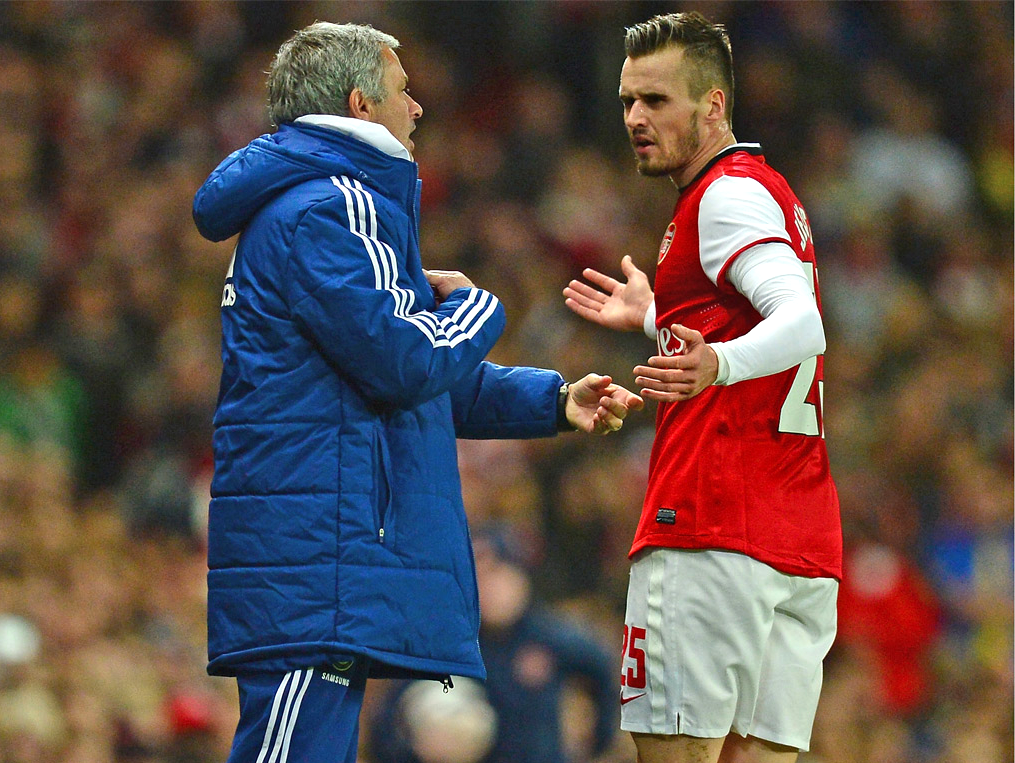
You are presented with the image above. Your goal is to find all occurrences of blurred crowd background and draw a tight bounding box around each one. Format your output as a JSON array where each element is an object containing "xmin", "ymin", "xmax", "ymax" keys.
[{"xmin": 0, "ymin": 2, "xmax": 1011, "ymax": 762}]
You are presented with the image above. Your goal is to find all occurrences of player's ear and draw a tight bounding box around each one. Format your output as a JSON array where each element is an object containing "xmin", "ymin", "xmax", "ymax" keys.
[
  {"xmin": 348, "ymin": 88, "xmax": 374, "ymax": 120},
  {"xmin": 705, "ymin": 88, "xmax": 726, "ymax": 124}
]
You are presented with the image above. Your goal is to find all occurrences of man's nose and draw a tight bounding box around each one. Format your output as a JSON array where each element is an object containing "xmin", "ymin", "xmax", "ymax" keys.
[
  {"xmin": 409, "ymin": 96, "xmax": 423, "ymax": 120},
  {"xmin": 625, "ymin": 102, "xmax": 646, "ymax": 130}
]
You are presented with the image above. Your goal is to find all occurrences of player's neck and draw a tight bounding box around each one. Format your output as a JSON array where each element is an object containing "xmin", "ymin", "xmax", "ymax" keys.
[{"xmin": 671, "ymin": 129, "xmax": 737, "ymax": 190}]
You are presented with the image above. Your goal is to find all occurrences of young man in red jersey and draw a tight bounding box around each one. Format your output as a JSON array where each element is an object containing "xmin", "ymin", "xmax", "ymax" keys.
[{"xmin": 564, "ymin": 12, "xmax": 841, "ymax": 763}]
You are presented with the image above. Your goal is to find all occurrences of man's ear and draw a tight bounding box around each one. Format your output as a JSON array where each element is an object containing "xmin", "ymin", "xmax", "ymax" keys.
[
  {"xmin": 705, "ymin": 88, "xmax": 726, "ymax": 124},
  {"xmin": 348, "ymin": 88, "xmax": 373, "ymax": 120}
]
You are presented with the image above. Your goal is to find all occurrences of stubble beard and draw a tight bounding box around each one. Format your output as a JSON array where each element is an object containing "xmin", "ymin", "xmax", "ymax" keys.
[{"xmin": 634, "ymin": 111, "xmax": 701, "ymax": 178}]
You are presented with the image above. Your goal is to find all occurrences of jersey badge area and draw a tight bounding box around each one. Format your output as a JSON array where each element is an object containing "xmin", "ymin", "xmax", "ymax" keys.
[{"xmin": 658, "ymin": 222, "xmax": 676, "ymax": 263}]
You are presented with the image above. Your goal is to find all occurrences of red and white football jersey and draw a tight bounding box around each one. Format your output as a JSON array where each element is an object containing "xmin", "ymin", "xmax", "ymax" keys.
[{"xmin": 634, "ymin": 144, "xmax": 842, "ymax": 580}]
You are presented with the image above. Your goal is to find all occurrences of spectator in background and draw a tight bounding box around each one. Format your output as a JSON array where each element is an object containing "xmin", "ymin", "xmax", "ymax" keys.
[
  {"xmin": 836, "ymin": 534, "xmax": 941, "ymax": 717},
  {"xmin": 370, "ymin": 523, "xmax": 618, "ymax": 763}
]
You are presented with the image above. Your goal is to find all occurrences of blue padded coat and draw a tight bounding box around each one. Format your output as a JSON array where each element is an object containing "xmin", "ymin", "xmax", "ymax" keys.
[{"xmin": 193, "ymin": 121, "xmax": 564, "ymax": 679}]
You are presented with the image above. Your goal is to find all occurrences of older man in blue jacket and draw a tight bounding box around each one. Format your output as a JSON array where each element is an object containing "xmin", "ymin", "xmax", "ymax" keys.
[{"xmin": 193, "ymin": 21, "xmax": 641, "ymax": 763}]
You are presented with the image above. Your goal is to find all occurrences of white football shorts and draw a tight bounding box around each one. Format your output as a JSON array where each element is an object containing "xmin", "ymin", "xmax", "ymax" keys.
[{"xmin": 620, "ymin": 547, "xmax": 838, "ymax": 751}]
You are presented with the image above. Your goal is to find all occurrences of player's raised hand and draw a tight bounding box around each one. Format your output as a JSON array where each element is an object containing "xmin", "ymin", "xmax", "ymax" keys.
[
  {"xmin": 634, "ymin": 324, "xmax": 719, "ymax": 402},
  {"xmin": 565, "ymin": 373, "xmax": 645, "ymax": 434},
  {"xmin": 563, "ymin": 255, "xmax": 654, "ymax": 333}
]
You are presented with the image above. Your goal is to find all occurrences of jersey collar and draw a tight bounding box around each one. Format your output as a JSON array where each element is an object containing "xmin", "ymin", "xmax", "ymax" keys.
[{"xmin": 680, "ymin": 142, "xmax": 763, "ymax": 192}]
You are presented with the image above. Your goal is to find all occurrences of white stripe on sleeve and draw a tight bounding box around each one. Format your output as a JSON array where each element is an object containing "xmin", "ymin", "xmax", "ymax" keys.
[{"xmin": 330, "ymin": 175, "xmax": 499, "ymax": 348}]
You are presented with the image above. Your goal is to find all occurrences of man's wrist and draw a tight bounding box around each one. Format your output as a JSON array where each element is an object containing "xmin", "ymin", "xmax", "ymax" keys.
[
  {"xmin": 556, "ymin": 383, "xmax": 572, "ymax": 432},
  {"xmin": 642, "ymin": 301, "xmax": 657, "ymax": 339},
  {"xmin": 712, "ymin": 343, "xmax": 730, "ymax": 385}
]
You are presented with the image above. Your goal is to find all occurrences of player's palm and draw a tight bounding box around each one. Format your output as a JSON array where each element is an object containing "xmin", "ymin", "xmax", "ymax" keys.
[{"xmin": 563, "ymin": 255, "xmax": 654, "ymax": 332}]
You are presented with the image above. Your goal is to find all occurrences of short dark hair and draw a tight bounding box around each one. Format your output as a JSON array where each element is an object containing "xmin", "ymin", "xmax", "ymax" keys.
[{"xmin": 624, "ymin": 12, "xmax": 734, "ymax": 124}]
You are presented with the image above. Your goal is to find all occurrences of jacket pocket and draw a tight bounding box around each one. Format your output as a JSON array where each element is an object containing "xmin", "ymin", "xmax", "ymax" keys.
[{"xmin": 371, "ymin": 426, "xmax": 394, "ymax": 544}]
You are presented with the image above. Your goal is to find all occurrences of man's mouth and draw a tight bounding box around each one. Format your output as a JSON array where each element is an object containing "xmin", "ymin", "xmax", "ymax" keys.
[{"xmin": 631, "ymin": 133, "xmax": 655, "ymax": 154}]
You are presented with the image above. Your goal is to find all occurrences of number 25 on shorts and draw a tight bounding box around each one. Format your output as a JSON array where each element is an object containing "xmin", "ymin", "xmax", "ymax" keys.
[{"xmin": 621, "ymin": 624, "xmax": 647, "ymax": 689}]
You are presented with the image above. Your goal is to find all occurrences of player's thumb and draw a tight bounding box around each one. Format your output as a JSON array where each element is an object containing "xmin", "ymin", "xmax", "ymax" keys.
[
  {"xmin": 670, "ymin": 323, "xmax": 703, "ymax": 347},
  {"xmin": 620, "ymin": 255, "xmax": 642, "ymax": 279},
  {"xmin": 581, "ymin": 373, "xmax": 611, "ymax": 392}
]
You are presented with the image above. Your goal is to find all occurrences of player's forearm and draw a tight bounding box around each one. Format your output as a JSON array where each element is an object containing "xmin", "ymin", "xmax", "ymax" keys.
[
  {"xmin": 711, "ymin": 241, "xmax": 825, "ymax": 385},
  {"xmin": 711, "ymin": 297, "xmax": 824, "ymax": 385}
]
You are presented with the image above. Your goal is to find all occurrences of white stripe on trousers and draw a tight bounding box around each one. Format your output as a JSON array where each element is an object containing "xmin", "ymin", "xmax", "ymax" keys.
[{"xmin": 255, "ymin": 669, "xmax": 315, "ymax": 763}]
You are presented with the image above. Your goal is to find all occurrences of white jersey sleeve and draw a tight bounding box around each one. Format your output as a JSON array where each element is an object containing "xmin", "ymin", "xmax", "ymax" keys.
[
  {"xmin": 710, "ymin": 242, "xmax": 825, "ymax": 385},
  {"xmin": 698, "ymin": 175, "xmax": 792, "ymax": 286},
  {"xmin": 695, "ymin": 176, "xmax": 823, "ymax": 386}
]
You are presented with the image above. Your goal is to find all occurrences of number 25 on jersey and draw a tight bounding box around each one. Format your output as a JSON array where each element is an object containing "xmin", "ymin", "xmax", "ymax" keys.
[{"xmin": 779, "ymin": 261, "xmax": 824, "ymax": 437}]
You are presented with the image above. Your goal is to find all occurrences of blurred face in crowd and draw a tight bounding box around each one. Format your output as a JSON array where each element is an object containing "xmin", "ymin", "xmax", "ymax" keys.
[
  {"xmin": 365, "ymin": 47, "xmax": 423, "ymax": 155},
  {"xmin": 474, "ymin": 546, "xmax": 530, "ymax": 629},
  {"xmin": 620, "ymin": 45, "xmax": 718, "ymax": 183}
]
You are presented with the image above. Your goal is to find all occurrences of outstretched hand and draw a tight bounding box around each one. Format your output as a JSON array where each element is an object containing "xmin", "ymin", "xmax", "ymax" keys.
[
  {"xmin": 566, "ymin": 373, "xmax": 645, "ymax": 434},
  {"xmin": 634, "ymin": 324, "xmax": 718, "ymax": 403},
  {"xmin": 563, "ymin": 255, "xmax": 654, "ymax": 333}
]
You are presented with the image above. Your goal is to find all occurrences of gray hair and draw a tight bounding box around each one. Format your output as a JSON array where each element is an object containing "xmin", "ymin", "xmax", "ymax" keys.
[{"xmin": 267, "ymin": 22, "xmax": 399, "ymax": 126}]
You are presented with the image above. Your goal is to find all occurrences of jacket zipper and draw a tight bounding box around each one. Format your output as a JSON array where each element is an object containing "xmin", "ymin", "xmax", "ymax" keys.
[{"xmin": 374, "ymin": 427, "xmax": 393, "ymax": 544}]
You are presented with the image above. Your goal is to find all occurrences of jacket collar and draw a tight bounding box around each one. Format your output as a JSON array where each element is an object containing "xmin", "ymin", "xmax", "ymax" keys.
[
  {"xmin": 284, "ymin": 115, "xmax": 419, "ymax": 210},
  {"xmin": 295, "ymin": 114, "xmax": 413, "ymax": 162}
]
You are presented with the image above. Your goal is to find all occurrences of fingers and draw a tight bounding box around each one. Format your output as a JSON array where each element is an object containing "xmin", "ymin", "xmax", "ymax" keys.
[
  {"xmin": 634, "ymin": 373, "xmax": 689, "ymax": 391},
  {"xmin": 581, "ymin": 267, "xmax": 621, "ymax": 292},
  {"xmin": 599, "ymin": 393, "xmax": 635, "ymax": 423},
  {"xmin": 563, "ymin": 281, "xmax": 611, "ymax": 323},
  {"xmin": 564, "ymin": 280, "xmax": 608, "ymax": 304},
  {"xmin": 593, "ymin": 384, "xmax": 646, "ymax": 432},
  {"xmin": 427, "ymin": 268, "xmax": 475, "ymax": 297},
  {"xmin": 425, "ymin": 268, "xmax": 461, "ymax": 281},
  {"xmin": 590, "ymin": 397, "xmax": 626, "ymax": 433},
  {"xmin": 564, "ymin": 299, "xmax": 604, "ymax": 323},
  {"xmin": 635, "ymin": 361, "xmax": 695, "ymax": 383},
  {"xmin": 638, "ymin": 388, "xmax": 684, "ymax": 403},
  {"xmin": 644, "ymin": 326, "xmax": 718, "ymax": 393},
  {"xmin": 634, "ymin": 359, "xmax": 698, "ymax": 397},
  {"xmin": 634, "ymin": 379, "xmax": 697, "ymax": 403},
  {"xmin": 635, "ymin": 355, "xmax": 688, "ymax": 373},
  {"xmin": 634, "ymin": 359, "xmax": 712, "ymax": 402},
  {"xmin": 603, "ymin": 383, "xmax": 645, "ymax": 411}
]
